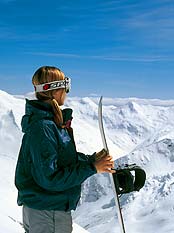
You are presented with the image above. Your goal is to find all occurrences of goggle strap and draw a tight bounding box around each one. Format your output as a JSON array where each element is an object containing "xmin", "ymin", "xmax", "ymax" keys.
[{"xmin": 34, "ymin": 78, "xmax": 71, "ymax": 93}]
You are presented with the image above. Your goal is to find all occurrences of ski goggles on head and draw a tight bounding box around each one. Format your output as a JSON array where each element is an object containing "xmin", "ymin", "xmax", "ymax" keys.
[{"xmin": 34, "ymin": 77, "xmax": 71, "ymax": 93}]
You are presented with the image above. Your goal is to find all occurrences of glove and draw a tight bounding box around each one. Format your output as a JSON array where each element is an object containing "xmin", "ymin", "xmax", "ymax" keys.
[{"xmin": 95, "ymin": 148, "xmax": 108, "ymax": 161}]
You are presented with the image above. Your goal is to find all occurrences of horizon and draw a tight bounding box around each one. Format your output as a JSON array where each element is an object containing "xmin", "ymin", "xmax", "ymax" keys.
[{"xmin": 2, "ymin": 89, "xmax": 174, "ymax": 103}]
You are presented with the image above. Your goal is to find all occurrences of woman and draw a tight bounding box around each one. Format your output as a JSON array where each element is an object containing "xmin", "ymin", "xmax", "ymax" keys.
[{"xmin": 15, "ymin": 66, "xmax": 115, "ymax": 233}]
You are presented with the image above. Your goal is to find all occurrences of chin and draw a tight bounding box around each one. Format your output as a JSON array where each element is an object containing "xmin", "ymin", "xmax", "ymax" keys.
[{"xmin": 59, "ymin": 101, "xmax": 64, "ymax": 106}]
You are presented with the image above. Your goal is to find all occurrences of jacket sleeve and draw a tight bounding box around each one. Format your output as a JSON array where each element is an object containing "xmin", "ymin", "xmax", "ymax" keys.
[
  {"xmin": 29, "ymin": 123, "xmax": 97, "ymax": 192},
  {"xmin": 77, "ymin": 151, "xmax": 96, "ymax": 164}
]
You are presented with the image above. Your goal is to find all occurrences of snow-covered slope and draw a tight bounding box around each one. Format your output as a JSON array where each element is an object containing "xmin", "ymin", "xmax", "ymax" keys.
[
  {"xmin": 1, "ymin": 90, "xmax": 174, "ymax": 233},
  {"xmin": 65, "ymin": 96, "xmax": 174, "ymax": 233},
  {"xmin": 0, "ymin": 90, "xmax": 89, "ymax": 233}
]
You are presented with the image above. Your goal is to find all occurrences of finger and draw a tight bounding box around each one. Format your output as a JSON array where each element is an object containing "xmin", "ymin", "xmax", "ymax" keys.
[
  {"xmin": 103, "ymin": 165, "xmax": 114, "ymax": 169},
  {"xmin": 107, "ymin": 154, "xmax": 113, "ymax": 157},
  {"xmin": 105, "ymin": 162, "xmax": 115, "ymax": 167},
  {"xmin": 103, "ymin": 161, "xmax": 114, "ymax": 165},
  {"xmin": 104, "ymin": 164, "xmax": 115, "ymax": 169},
  {"xmin": 108, "ymin": 169, "xmax": 117, "ymax": 174},
  {"xmin": 108, "ymin": 155, "xmax": 114, "ymax": 159},
  {"xmin": 104, "ymin": 156, "xmax": 113, "ymax": 161},
  {"xmin": 103, "ymin": 168, "xmax": 116, "ymax": 173}
]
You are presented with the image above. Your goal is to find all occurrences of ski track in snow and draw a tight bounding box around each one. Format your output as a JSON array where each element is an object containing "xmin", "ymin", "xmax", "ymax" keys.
[{"xmin": 0, "ymin": 90, "xmax": 174, "ymax": 233}]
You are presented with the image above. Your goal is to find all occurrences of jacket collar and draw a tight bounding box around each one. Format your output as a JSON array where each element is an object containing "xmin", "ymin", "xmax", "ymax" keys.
[{"xmin": 21, "ymin": 98, "xmax": 73, "ymax": 133}]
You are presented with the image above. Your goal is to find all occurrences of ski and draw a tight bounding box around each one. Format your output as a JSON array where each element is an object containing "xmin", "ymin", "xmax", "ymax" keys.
[{"xmin": 98, "ymin": 96, "xmax": 126, "ymax": 233}]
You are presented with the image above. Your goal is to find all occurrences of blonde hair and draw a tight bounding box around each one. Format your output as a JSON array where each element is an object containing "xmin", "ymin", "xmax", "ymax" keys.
[{"xmin": 32, "ymin": 66, "xmax": 65, "ymax": 127}]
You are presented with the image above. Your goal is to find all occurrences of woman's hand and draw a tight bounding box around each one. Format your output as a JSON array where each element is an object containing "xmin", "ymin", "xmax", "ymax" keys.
[{"xmin": 94, "ymin": 154, "xmax": 116, "ymax": 174}]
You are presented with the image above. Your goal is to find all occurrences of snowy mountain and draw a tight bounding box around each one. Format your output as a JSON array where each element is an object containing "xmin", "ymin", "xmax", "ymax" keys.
[{"xmin": 0, "ymin": 90, "xmax": 174, "ymax": 233}]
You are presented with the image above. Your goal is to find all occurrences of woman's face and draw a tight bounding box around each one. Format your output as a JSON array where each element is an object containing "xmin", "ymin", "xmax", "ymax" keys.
[{"xmin": 52, "ymin": 89, "xmax": 66, "ymax": 106}]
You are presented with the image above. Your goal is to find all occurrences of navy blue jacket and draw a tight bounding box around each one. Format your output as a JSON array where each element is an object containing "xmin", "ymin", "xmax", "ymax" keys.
[{"xmin": 15, "ymin": 99, "xmax": 97, "ymax": 211}]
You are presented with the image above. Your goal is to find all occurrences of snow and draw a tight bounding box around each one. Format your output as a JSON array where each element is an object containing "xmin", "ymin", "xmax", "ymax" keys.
[{"xmin": 1, "ymin": 90, "xmax": 174, "ymax": 232}]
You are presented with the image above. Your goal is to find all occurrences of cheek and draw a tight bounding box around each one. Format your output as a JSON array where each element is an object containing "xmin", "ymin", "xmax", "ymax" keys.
[
  {"xmin": 61, "ymin": 93, "xmax": 66, "ymax": 101},
  {"xmin": 63, "ymin": 94, "xmax": 66, "ymax": 101}
]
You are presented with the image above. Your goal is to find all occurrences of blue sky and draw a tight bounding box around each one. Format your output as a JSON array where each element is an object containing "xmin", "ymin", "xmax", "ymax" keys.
[{"xmin": 0, "ymin": 0, "xmax": 174, "ymax": 99}]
